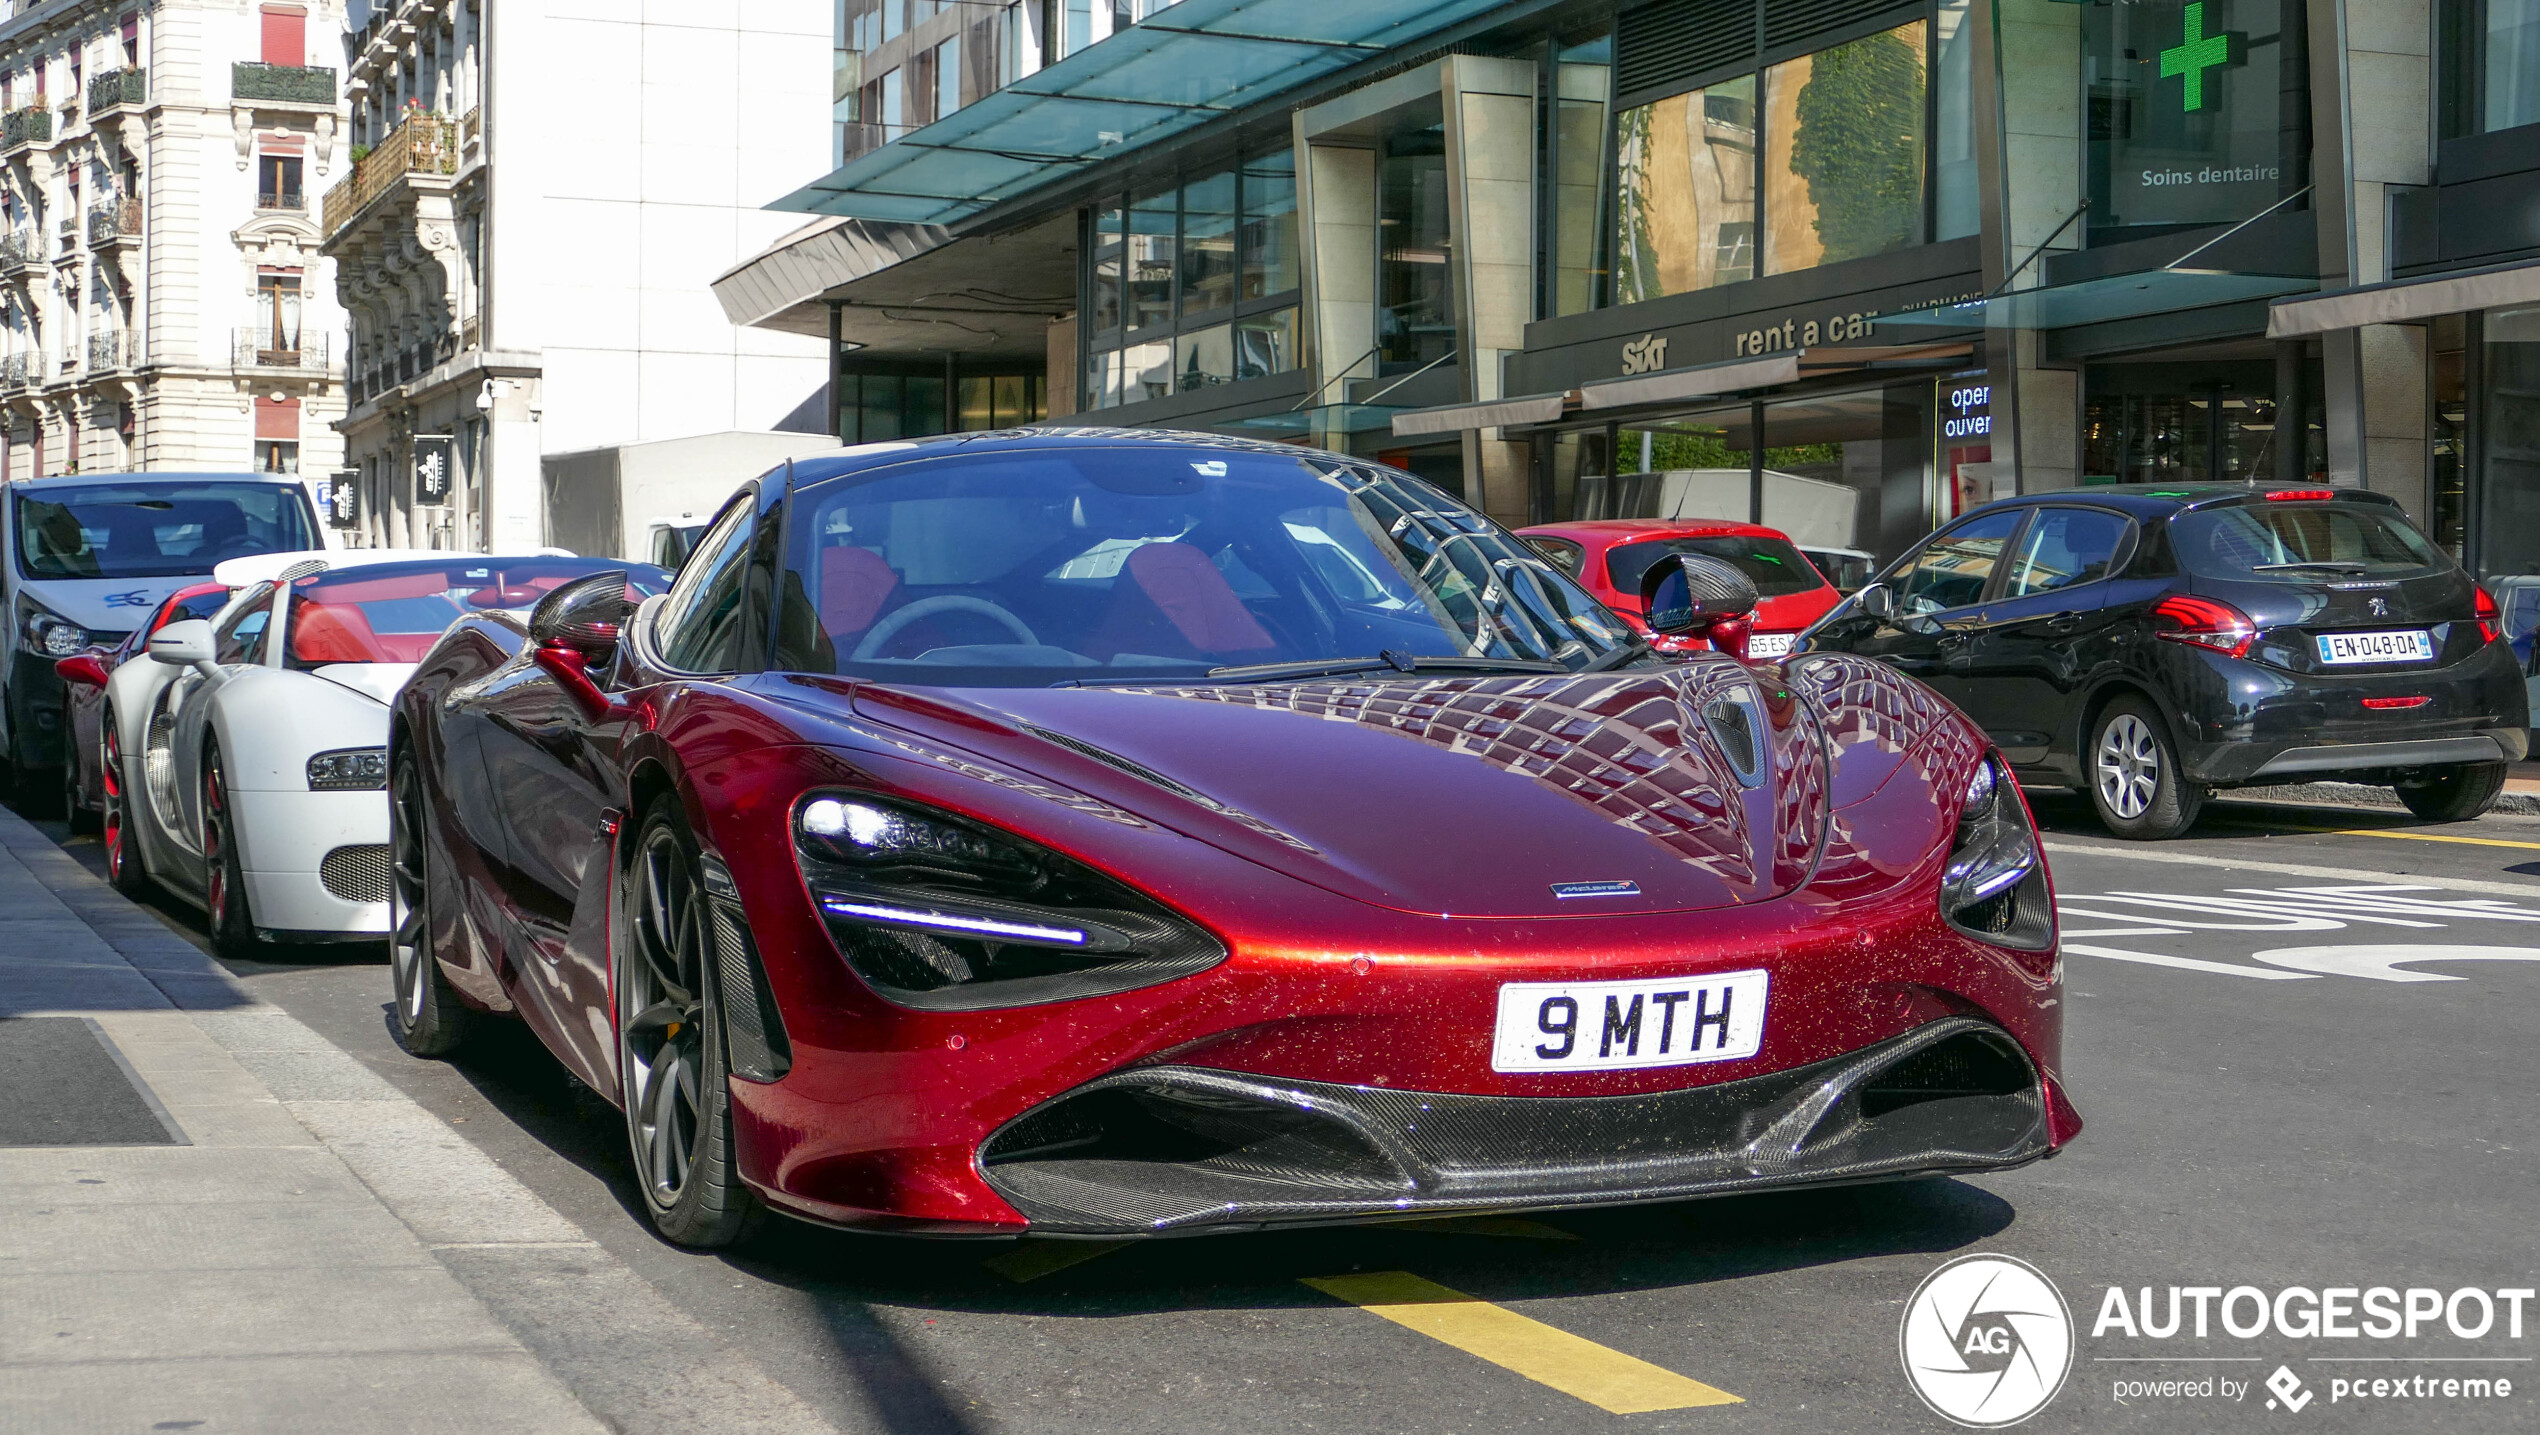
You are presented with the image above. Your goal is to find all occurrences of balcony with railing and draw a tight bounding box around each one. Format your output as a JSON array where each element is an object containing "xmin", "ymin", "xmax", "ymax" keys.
[
  {"xmin": 0, "ymin": 229, "xmax": 39, "ymax": 273},
  {"xmin": 322, "ymin": 114, "xmax": 457, "ymax": 239},
  {"xmin": 232, "ymin": 63, "xmax": 337, "ymax": 106},
  {"xmin": 86, "ymin": 330, "xmax": 128, "ymax": 371},
  {"xmin": 257, "ymin": 188, "xmax": 304, "ymax": 212},
  {"xmin": 2, "ymin": 353, "xmax": 29, "ymax": 390},
  {"xmin": 2, "ymin": 106, "xmax": 52, "ymax": 154},
  {"xmin": 235, "ymin": 328, "xmax": 329, "ymax": 371},
  {"xmin": 86, "ymin": 197, "xmax": 141, "ymax": 248},
  {"xmin": 87, "ymin": 68, "xmax": 145, "ymax": 114}
]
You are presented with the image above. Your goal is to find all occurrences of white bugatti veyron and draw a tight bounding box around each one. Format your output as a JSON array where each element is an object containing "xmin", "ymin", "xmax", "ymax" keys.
[{"xmin": 111, "ymin": 549, "xmax": 666, "ymax": 955}]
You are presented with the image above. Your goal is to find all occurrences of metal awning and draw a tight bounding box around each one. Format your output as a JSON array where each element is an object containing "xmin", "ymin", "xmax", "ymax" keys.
[
  {"xmin": 1578, "ymin": 354, "xmax": 1801, "ymax": 411},
  {"xmin": 1390, "ymin": 393, "xmax": 1568, "ymax": 436},
  {"xmin": 1219, "ymin": 403, "xmax": 1409, "ymax": 437},
  {"xmin": 2267, "ymin": 258, "xmax": 2540, "ymax": 338},
  {"xmin": 1877, "ymin": 269, "xmax": 2316, "ymax": 332},
  {"xmin": 777, "ymin": 0, "xmax": 1507, "ymax": 225}
]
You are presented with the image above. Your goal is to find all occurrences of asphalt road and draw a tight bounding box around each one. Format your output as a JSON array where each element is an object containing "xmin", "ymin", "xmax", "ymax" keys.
[{"xmin": 23, "ymin": 787, "xmax": 2540, "ymax": 1434}]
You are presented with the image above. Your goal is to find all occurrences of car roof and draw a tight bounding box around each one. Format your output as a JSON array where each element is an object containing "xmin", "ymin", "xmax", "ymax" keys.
[
  {"xmin": 1517, "ymin": 519, "xmax": 1791, "ymax": 543},
  {"xmin": 784, "ymin": 426, "xmax": 1366, "ymax": 488},
  {"xmin": 1955, "ymin": 482, "xmax": 2402, "ymax": 523}
]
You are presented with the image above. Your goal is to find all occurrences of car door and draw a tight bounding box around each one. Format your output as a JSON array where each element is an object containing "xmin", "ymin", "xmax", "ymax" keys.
[
  {"xmin": 157, "ymin": 584, "xmax": 277, "ymax": 884},
  {"xmin": 1953, "ymin": 506, "xmax": 2137, "ymax": 766},
  {"xmin": 1813, "ymin": 510, "xmax": 2027, "ymax": 709}
]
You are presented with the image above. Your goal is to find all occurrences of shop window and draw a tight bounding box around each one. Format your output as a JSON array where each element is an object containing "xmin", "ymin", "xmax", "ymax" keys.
[
  {"xmin": 1234, "ymin": 309, "xmax": 1294, "ymax": 381},
  {"xmin": 2084, "ymin": 0, "xmax": 2297, "ymax": 244},
  {"xmin": 1174, "ymin": 324, "xmax": 1230, "ymax": 392},
  {"xmin": 2476, "ymin": 305, "xmax": 2540, "ymax": 581},
  {"xmin": 953, "ymin": 373, "xmax": 1046, "ymax": 431},
  {"xmin": 1550, "ymin": 30, "xmax": 1613, "ymax": 316},
  {"xmin": 1179, "ymin": 169, "xmax": 1236, "ymax": 317},
  {"xmin": 1378, "ymin": 98, "xmax": 1454, "ymax": 374},
  {"xmin": 1238, "ymin": 148, "xmax": 1296, "ymax": 300},
  {"xmin": 2434, "ymin": 314, "xmax": 2468, "ymax": 560},
  {"xmin": 1128, "ymin": 183, "xmax": 1175, "ymax": 330},
  {"xmin": 1763, "ymin": 22, "xmax": 1928, "ymax": 276},
  {"xmin": 1090, "ymin": 203, "xmax": 1123, "ymax": 331}
]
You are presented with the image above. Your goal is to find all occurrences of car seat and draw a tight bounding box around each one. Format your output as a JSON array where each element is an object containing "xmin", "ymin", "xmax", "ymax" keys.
[
  {"xmin": 291, "ymin": 603, "xmax": 392, "ymax": 664},
  {"xmin": 1087, "ymin": 541, "xmax": 1275, "ymax": 661},
  {"xmin": 819, "ymin": 545, "xmax": 901, "ymax": 646}
]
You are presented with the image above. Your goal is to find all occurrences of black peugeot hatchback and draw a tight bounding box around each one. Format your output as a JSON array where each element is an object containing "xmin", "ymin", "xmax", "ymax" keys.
[{"xmin": 1797, "ymin": 485, "xmax": 2530, "ymax": 839}]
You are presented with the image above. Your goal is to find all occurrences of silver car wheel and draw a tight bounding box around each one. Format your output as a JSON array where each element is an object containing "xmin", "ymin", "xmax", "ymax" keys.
[{"xmin": 2096, "ymin": 713, "xmax": 2160, "ymax": 819}]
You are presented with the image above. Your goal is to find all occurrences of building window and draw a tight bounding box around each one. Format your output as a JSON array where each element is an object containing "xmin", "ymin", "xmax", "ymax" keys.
[
  {"xmin": 1056, "ymin": 0, "xmax": 1092, "ymax": 61},
  {"xmin": 881, "ymin": 67, "xmax": 904, "ymax": 131},
  {"xmin": 259, "ymin": 4, "xmax": 305, "ymax": 66},
  {"xmin": 2442, "ymin": 0, "xmax": 2540, "ymax": 136},
  {"xmin": 256, "ymin": 273, "xmax": 303, "ymax": 360},
  {"xmin": 256, "ymin": 439, "xmax": 300, "ymax": 474},
  {"xmin": 1239, "ymin": 146, "xmax": 1296, "ymax": 299},
  {"xmin": 1379, "ymin": 98, "xmax": 1455, "ymax": 373},
  {"xmin": 257, "ymin": 154, "xmax": 303, "ymax": 210},
  {"xmin": 1179, "ymin": 168, "xmax": 1236, "ymax": 316},
  {"xmin": 1127, "ymin": 182, "xmax": 1175, "ymax": 330},
  {"xmin": 934, "ymin": 35, "xmax": 959, "ymax": 118},
  {"xmin": 1614, "ymin": 20, "xmax": 1931, "ymax": 305},
  {"xmin": 1548, "ymin": 29, "xmax": 1613, "ymax": 318},
  {"xmin": 1081, "ymin": 146, "xmax": 1303, "ymax": 410}
]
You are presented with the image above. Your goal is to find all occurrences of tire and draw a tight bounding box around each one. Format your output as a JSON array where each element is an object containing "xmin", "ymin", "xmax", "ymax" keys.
[
  {"xmin": 389, "ymin": 749, "xmax": 473, "ymax": 1057},
  {"xmin": 62, "ymin": 706, "xmax": 96, "ymax": 835},
  {"xmin": 100, "ymin": 713, "xmax": 151, "ymax": 898},
  {"xmin": 2089, "ymin": 696, "xmax": 2205, "ymax": 840},
  {"xmin": 201, "ymin": 742, "xmax": 260, "ymax": 959},
  {"xmin": 618, "ymin": 800, "xmax": 760, "ymax": 1249},
  {"xmin": 2395, "ymin": 760, "xmax": 2509, "ymax": 823}
]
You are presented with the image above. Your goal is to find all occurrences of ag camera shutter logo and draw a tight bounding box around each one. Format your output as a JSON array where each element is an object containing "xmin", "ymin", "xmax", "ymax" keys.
[{"xmin": 1900, "ymin": 1254, "xmax": 2075, "ymax": 1427}]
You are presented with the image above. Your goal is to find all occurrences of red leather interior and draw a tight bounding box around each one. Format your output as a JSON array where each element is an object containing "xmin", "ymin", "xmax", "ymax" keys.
[
  {"xmin": 1091, "ymin": 542, "xmax": 1275, "ymax": 659},
  {"xmin": 820, "ymin": 545, "xmax": 900, "ymax": 638},
  {"xmin": 291, "ymin": 603, "xmax": 438, "ymax": 664}
]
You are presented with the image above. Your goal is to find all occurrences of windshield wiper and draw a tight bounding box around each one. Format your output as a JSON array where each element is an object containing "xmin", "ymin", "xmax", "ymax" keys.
[
  {"xmin": 2252, "ymin": 560, "xmax": 2372, "ymax": 574},
  {"xmin": 1201, "ymin": 651, "xmax": 1571, "ymax": 684},
  {"xmin": 1579, "ymin": 638, "xmax": 1656, "ymax": 672}
]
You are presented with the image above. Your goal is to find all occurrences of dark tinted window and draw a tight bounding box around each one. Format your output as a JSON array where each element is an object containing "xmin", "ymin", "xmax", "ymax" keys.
[
  {"xmin": 2172, "ymin": 503, "xmax": 2444, "ymax": 582},
  {"xmin": 213, "ymin": 583, "xmax": 274, "ymax": 666},
  {"xmin": 1896, "ymin": 511, "xmax": 2024, "ymax": 616},
  {"xmin": 14, "ymin": 482, "xmax": 315, "ymax": 579},
  {"xmin": 653, "ymin": 498, "xmax": 756, "ymax": 672},
  {"xmin": 774, "ymin": 445, "xmax": 1631, "ymax": 686},
  {"xmin": 1524, "ymin": 536, "xmax": 1584, "ymax": 577},
  {"xmin": 2002, "ymin": 508, "xmax": 2132, "ymax": 597},
  {"xmin": 1606, "ymin": 534, "xmax": 1825, "ymax": 599}
]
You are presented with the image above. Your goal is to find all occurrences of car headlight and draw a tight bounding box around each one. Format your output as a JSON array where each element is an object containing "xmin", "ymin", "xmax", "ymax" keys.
[
  {"xmin": 306, "ymin": 748, "xmax": 388, "ymax": 791},
  {"xmin": 794, "ymin": 793, "xmax": 1228, "ymax": 1011},
  {"xmin": 24, "ymin": 608, "xmax": 87, "ymax": 657},
  {"xmin": 1939, "ymin": 754, "xmax": 2054, "ymax": 951}
]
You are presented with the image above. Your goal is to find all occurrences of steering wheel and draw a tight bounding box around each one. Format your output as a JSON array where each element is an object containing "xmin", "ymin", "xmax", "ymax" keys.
[{"xmin": 851, "ymin": 595, "xmax": 1038, "ymax": 660}]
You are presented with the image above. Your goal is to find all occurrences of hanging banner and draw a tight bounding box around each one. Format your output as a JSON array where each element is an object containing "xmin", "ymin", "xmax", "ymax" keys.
[
  {"xmin": 325, "ymin": 470, "xmax": 359, "ymax": 530},
  {"xmin": 413, "ymin": 435, "xmax": 454, "ymax": 508}
]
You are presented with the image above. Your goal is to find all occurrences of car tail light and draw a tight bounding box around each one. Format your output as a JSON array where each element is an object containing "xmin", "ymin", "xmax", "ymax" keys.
[
  {"xmin": 2150, "ymin": 594, "xmax": 2257, "ymax": 659},
  {"xmin": 1940, "ymin": 755, "xmax": 2053, "ymax": 953},
  {"xmin": 2265, "ymin": 489, "xmax": 2337, "ymax": 501},
  {"xmin": 2361, "ymin": 696, "xmax": 2430, "ymax": 710},
  {"xmin": 793, "ymin": 793, "xmax": 1227, "ymax": 1010},
  {"xmin": 2475, "ymin": 585, "xmax": 2501, "ymax": 644}
]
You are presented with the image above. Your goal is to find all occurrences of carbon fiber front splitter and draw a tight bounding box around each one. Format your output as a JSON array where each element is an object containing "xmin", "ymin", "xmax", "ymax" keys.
[{"xmin": 978, "ymin": 1017, "xmax": 2053, "ymax": 1235}]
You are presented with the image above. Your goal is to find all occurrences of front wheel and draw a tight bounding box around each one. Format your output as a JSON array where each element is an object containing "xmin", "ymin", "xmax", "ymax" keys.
[
  {"xmin": 202, "ymin": 742, "xmax": 259, "ymax": 958},
  {"xmin": 100, "ymin": 714, "xmax": 150, "ymax": 897},
  {"xmin": 2395, "ymin": 761, "xmax": 2509, "ymax": 823},
  {"xmin": 618, "ymin": 801, "xmax": 759, "ymax": 1248},
  {"xmin": 389, "ymin": 750, "xmax": 473, "ymax": 1057},
  {"xmin": 2089, "ymin": 697, "xmax": 2204, "ymax": 840}
]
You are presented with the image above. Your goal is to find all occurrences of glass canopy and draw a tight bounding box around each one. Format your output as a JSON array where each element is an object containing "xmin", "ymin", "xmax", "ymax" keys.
[
  {"xmin": 778, "ymin": 0, "xmax": 1508, "ymax": 224},
  {"xmin": 1876, "ymin": 270, "xmax": 2319, "ymax": 332}
]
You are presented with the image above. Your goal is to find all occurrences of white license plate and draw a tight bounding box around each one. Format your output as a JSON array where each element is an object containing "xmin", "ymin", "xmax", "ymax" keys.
[
  {"xmin": 2316, "ymin": 629, "xmax": 2435, "ymax": 664},
  {"xmin": 1491, "ymin": 970, "xmax": 1768, "ymax": 1073},
  {"xmin": 1747, "ymin": 631, "xmax": 1797, "ymax": 659}
]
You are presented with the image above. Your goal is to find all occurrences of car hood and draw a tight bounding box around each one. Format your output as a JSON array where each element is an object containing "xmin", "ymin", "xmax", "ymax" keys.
[
  {"xmin": 15, "ymin": 575, "xmax": 205, "ymax": 635},
  {"xmin": 848, "ymin": 661, "xmax": 1832, "ymax": 919},
  {"xmin": 310, "ymin": 663, "xmax": 417, "ymax": 706}
]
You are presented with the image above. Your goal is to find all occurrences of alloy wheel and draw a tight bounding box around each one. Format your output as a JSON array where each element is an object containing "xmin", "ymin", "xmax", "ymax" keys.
[
  {"xmin": 101, "ymin": 721, "xmax": 128, "ymax": 883},
  {"xmin": 203, "ymin": 760, "xmax": 232, "ymax": 928},
  {"xmin": 2095, "ymin": 713, "xmax": 2160, "ymax": 820},
  {"xmin": 389, "ymin": 759, "xmax": 428, "ymax": 1025},
  {"xmin": 624, "ymin": 826, "xmax": 708, "ymax": 1209}
]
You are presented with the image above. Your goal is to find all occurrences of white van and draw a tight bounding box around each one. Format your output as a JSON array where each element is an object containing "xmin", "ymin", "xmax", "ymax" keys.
[{"xmin": 3, "ymin": 472, "xmax": 323, "ymax": 791}]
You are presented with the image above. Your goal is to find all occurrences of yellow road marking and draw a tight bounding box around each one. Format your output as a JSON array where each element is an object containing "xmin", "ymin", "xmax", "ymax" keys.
[
  {"xmin": 983, "ymin": 1239, "xmax": 1131, "ymax": 1283},
  {"xmin": 2208, "ymin": 815, "xmax": 2540, "ymax": 851},
  {"xmin": 1301, "ymin": 1271, "xmax": 1742, "ymax": 1413},
  {"xmin": 1380, "ymin": 1215, "xmax": 1581, "ymax": 1241}
]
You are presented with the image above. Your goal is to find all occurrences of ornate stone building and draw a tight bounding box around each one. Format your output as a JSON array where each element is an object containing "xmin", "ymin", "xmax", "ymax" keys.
[{"xmin": 0, "ymin": 0, "xmax": 349, "ymax": 484}]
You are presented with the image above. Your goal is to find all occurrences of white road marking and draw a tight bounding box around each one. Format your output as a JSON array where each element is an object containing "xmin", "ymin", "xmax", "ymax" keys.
[
  {"xmin": 2247, "ymin": 945, "xmax": 2540, "ymax": 983},
  {"xmin": 2042, "ymin": 840, "xmax": 2540, "ymax": 900},
  {"xmin": 2063, "ymin": 943, "xmax": 2321, "ymax": 980},
  {"xmin": 2059, "ymin": 926, "xmax": 2192, "ymax": 938}
]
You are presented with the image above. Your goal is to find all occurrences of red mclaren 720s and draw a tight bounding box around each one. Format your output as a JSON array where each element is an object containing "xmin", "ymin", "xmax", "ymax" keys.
[{"xmin": 388, "ymin": 427, "xmax": 2080, "ymax": 1248}]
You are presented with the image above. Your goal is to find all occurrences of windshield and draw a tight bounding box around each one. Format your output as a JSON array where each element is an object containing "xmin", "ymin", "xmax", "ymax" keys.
[
  {"xmin": 284, "ymin": 558, "xmax": 672, "ymax": 668},
  {"xmin": 15, "ymin": 482, "xmax": 316, "ymax": 580},
  {"xmin": 2172, "ymin": 504, "xmax": 2445, "ymax": 582},
  {"xmin": 774, "ymin": 445, "xmax": 1635, "ymax": 686},
  {"xmin": 1605, "ymin": 534, "xmax": 1825, "ymax": 600}
]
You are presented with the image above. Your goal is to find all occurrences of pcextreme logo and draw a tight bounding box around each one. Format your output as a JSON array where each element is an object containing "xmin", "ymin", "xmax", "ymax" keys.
[{"xmin": 1900, "ymin": 1254, "xmax": 2077, "ymax": 1427}]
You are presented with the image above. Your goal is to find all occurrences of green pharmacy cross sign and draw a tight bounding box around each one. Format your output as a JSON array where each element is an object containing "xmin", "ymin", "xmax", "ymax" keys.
[{"xmin": 2159, "ymin": 2, "xmax": 2244, "ymax": 113}]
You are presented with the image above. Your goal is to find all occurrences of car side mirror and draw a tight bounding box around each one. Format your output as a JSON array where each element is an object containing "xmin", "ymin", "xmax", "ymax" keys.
[
  {"xmin": 528, "ymin": 571, "xmax": 634, "ymax": 722},
  {"xmin": 1857, "ymin": 583, "xmax": 1896, "ymax": 622},
  {"xmin": 54, "ymin": 652, "xmax": 110, "ymax": 689},
  {"xmin": 1641, "ymin": 553, "xmax": 1761, "ymax": 660},
  {"xmin": 147, "ymin": 619, "xmax": 216, "ymax": 672}
]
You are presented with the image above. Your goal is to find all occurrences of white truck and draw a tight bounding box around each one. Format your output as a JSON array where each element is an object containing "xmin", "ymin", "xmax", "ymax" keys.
[{"xmin": 541, "ymin": 430, "xmax": 840, "ymax": 563}]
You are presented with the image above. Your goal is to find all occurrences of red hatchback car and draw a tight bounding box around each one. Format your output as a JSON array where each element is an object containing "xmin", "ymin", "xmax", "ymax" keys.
[{"xmin": 1518, "ymin": 520, "xmax": 1845, "ymax": 660}]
